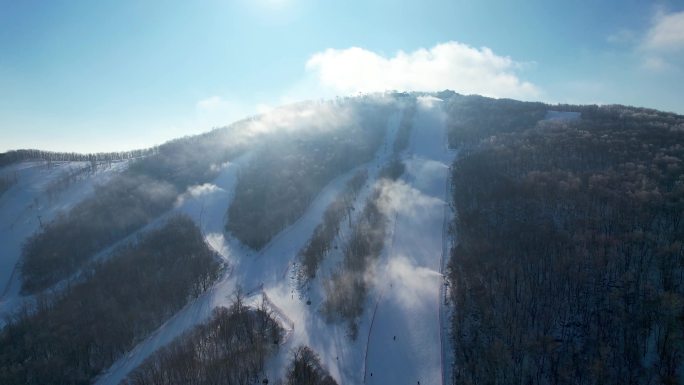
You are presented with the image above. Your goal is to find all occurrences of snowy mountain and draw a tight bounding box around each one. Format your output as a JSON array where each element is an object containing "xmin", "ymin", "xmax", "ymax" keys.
[{"xmin": 1, "ymin": 92, "xmax": 683, "ymax": 385}]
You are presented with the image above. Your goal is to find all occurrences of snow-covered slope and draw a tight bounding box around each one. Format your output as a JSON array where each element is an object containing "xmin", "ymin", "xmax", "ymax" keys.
[
  {"xmin": 364, "ymin": 96, "xmax": 454, "ymax": 385},
  {"xmin": 2, "ymin": 95, "xmax": 457, "ymax": 384},
  {"xmin": 0, "ymin": 161, "xmax": 128, "ymax": 321},
  {"xmin": 94, "ymin": 102, "xmax": 405, "ymax": 385}
]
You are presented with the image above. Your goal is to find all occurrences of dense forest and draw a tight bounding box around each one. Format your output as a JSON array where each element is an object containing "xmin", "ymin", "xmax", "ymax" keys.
[
  {"xmin": 123, "ymin": 296, "xmax": 282, "ymax": 385},
  {"xmin": 19, "ymin": 124, "xmax": 246, "ymax": 293},
  {"xmin": 0, "ymin": 216, "xmax": 221, "ymax": 385},
  {"xmin": 447, "ymin": 97, "xmax": 684, "ymax": 384},
  {"xmin": 446, "ymin": 95, "xmax": 548, "ymax": 148},
  {"xmin": 227, "ymin": 104, "xmax": 392, "ymax": 250}
]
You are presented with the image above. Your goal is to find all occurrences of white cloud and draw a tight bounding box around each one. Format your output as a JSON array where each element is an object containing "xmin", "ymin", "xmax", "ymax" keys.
[
  {"xmin": 643, "ymin": 11, "xmax": 684, "ymax": 52},
  {"xmin": 305, "ymin": 41, "xmax": 541, "ymax": 99},
  {"xmin": 638, "ymin": 10, "xmax": 684, "ymax": 71}
]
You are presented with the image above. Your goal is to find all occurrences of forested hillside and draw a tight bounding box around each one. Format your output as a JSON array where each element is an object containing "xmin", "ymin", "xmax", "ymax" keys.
[
  {"xmin": 227, "ymin": 101, "xmax": 392, "ymax": 249},
  {"xmin": 19, "ymin": 125, "xmax": 247, "ymax": 293},
  {"xmin": 0, "ymin": 216, "xmax": 221, "ymax": 385},
  {"xmin": 123, "ymin": 297, "xmax": 282, "ymax": 385},
  {"xmin": 447, "ymin": 97, "xmax": 684, "ymax": 384}
]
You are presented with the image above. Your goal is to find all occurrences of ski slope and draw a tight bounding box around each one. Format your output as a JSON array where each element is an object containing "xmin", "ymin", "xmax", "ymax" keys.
[
  {"xmin": 364, "ymin": 96, "xmax": 453, "ymax": 385},
  {"xmin": 262, "ymin": 96, "xmax": 455, "ymax": 384},
  {"xmin": 2, "ymin": 96, "xmax": 457, "ymax": 384},
  {"xmin": 95, "ymin": 104, "xmax": 406, "ymax": 385}
]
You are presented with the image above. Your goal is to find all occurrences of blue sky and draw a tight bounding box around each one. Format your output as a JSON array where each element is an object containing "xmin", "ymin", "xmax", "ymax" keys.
[{"xmin": 1, "ymin": 0, "xmax": 683, "ymax": 152}]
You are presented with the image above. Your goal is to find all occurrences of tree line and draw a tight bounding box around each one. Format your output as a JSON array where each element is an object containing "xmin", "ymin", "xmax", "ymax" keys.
[{"xmin": 0, "ymin": 148, "xmax": 158, "ymax": 169}]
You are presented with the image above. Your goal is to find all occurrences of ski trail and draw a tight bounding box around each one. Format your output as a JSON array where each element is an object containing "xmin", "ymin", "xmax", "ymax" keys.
[{"xmin": 365, "ymin": 96, "xmax": 455, "ymax": 385}]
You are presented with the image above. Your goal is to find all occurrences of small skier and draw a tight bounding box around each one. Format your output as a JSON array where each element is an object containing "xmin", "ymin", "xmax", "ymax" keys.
[{"xmin": 393, "ymin": 335, "xmax": 396, "ymax": 341}]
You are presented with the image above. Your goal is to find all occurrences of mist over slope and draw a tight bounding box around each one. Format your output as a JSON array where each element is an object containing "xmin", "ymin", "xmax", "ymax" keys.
[{"xmin": 1, "ymin": 92, "xmax": 683, "ymax": 384}]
